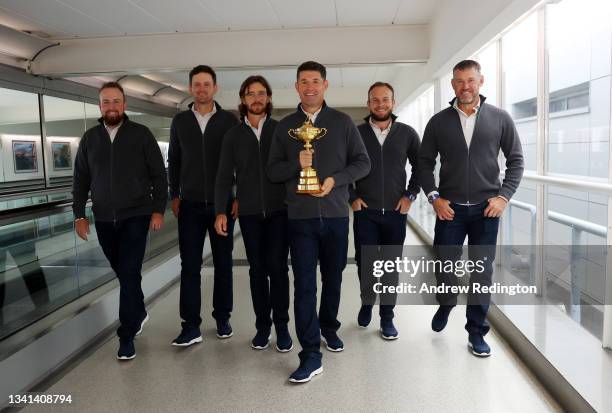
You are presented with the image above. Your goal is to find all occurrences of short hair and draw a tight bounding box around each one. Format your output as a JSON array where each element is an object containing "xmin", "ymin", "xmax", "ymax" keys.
[
  {"xmin": 99, "ymin": 81, "xmax": 125, "ymax": 99},
  {"xmin": 189, "ymin": 65, "xmax": 217, "ymax": 85},
  {"xmin": 368, "ymin": 82, "xmax": 395, "ymax": 100},
  {"xmin": 238, "ymin": 75, "xmax": 273, "ymax": 119},
  {"xmin": 296, "ymin": 61, "xmax": 327, "ymax": 80},
  {"xmin": 453, "ymin": 59, "xmax": 481, "ymax": 74}
]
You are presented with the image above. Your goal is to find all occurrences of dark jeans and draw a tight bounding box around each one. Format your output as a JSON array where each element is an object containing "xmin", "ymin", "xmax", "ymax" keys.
[
  {"xmin": 353, "ymin": 209, "xmax": 407, "ymax": 320},
  {"xmin": 239, "ymin": 210, "xmax": 290, "ymax": 333},
  {"xmin": 433, "ymin": 201, "xmax": 499, "ymax": 336},
  {"xmin": 288, "ymin": 217, "xmax": 349, "ymax": 362},
  {"xmin": 178, "ymin": 199, "xmax": 234, "ymax": 331},
  {"xmin": 95, "ymin": 215, "xmax": 150, "ymax": 341}
]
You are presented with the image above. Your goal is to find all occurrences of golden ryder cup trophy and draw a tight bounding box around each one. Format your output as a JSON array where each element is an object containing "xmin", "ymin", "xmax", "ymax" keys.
[{"xmin": 288, "ymin": 118, "xmax": 327, "ymax": 194}]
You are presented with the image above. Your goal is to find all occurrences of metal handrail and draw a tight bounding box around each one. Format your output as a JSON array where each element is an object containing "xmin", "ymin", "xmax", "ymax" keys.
[{"xmin": 0, "ymin": 200, "xmax": 80, "ymax": 227}]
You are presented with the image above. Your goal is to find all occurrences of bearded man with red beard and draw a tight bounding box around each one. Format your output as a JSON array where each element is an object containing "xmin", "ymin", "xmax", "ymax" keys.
[{"xmin": 72, "ymin": 82, "xmax": 167, "ymax": 360}]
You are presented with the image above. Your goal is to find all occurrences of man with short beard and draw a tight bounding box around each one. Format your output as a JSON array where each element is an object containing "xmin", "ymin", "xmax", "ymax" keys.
[
  {"xmin": 419, "ymin": 60, "xmax": 523, "ymax": 356},
  {"xmin": 72, "ymin": 82, "xmax": 167, "ymax": 360},
  {"xmin": 350, "ymin": 82, "xmax": 420, "ymax": 340},
  {"xmin": 168, "ymin": 65, "xmax": 239, "ymax": 347},
  {"xmin": 214, "ymin": 75, "xmax": 292, "ymax": 352}
]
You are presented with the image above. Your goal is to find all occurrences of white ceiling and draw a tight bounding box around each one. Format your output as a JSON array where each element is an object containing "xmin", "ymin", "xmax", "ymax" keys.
[
  {"xmin": 0, "ymin": 0, "xmax": 438, "ymax": 39},
  {"xmin": 0, "ymin": 0, "xmax": 437, "ymax": 109}
]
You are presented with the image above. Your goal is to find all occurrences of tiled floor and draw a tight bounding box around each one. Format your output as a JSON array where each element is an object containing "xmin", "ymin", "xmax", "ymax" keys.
[{"xmin": 24, "ymin": 228, "xmax": 561, "ymax": 413}]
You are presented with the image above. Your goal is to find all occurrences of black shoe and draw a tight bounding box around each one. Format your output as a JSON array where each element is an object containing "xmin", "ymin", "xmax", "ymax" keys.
[
  {"xmin": 275, "ymin": 327, "xmax": 293, "ymax": 353},
  {"xmin": 216, "ymin": 320, "xmax": 233, "ymax": 339},
  {"xmin": 136, "ymin": 312, "xmax": 149, "ymax": 336},
  {"xmin": 171, "ymin": 328, "xmax": 203, "ymax": 347},
  {"xmin": 431, "ymin": 305, "xmax": 454, "ymax": 332},
  {"xmin": 251, "ymin": 330, "xmax": 271, "ymax": 350},
  {"xmin": 380, "ymin": 319, "xmax": 399, "ymax": 340},
  {"xmin": 321, "ymin": 331, "xmax": 344, "ymax": 352},
  {"xmin": 357, "ymin": 305, "xmax": 373, "ymax": 328},
  {"xmin": 288, "ymin": 358, "xmax": 323, "ymax": 383},
  {"xmin": 468, "ymin": 334, "xmax": 491, "ymax": 357},
  {"xmin": 117, "ymin": 340, "xmax": 135, "ymax": 360}
]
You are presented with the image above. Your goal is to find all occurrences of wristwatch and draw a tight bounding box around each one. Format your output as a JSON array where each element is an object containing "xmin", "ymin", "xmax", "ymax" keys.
[
  {"xmin": 427, "ymin": 193, "xmax": 440, "ymax": 204},
  {"xmin": 407, "ymin": 193, "xmax": 417, "ymax": 202}
]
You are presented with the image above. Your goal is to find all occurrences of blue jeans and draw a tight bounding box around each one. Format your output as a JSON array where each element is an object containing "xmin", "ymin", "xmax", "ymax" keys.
[
  {"xmin": 95, "ymin": 215, "xmax": 150, "ymax": 340},
  {"xmin": 288, "ymin": 217, "xmax": 349, "ymax": 362},
  {"xmin": 353, "ymin": 209, "xmax": 407, "ymax": 320},
  {"xmin": 178, "ymin": 199, "xmax": 234, "ymax": 330},
  {"xmin": 239, "ymin": 210, "xmax": 290, "ymax": 332},
  {"xmin": 433, "ymin": 201, "xmax": 499, "ymax": 336}
]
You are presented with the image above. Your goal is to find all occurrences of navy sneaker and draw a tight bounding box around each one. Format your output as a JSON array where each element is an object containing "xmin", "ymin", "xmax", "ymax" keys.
[
  {"xmin": 275, "ymin": 327, "xmax": 293, "ymax": 353},
  {"xmin": 380, "ymin": 319, "xmax": 399, "ymax": 340},
  {"xmin": 321, "ymin": 331, "xmax": 344, "ymax": 352},
  {"xmin": 357, "ymin": 305, "xmax": 373, "ymax": 328},
  {"xmin": 288, "ymin": 358, "xmax": 323, "ymax": 383},
  {"xmin": 251, "ymin": 330, "xmax": 271, "ymax": 350},
  {"xmin": 216, "ymin": 320, "xmax": 233, "ymax": 339},
  {"xmin": 171, "ymin": 328, "xmax": 203, "ymax": 347},
  {"xmin": 468, "ymin": 334, "xmax": 491, "ymax": 357},
  {"xmin": 117, "ymin": 340, "xmax": 135, "ymax": 360},
  {"xmin": 136, "ymin": 312, "xmax": 149, "ymax": 336},
  {"xmin": 431, "ymin": 305, "xmax": 454, "ymax": 332}
]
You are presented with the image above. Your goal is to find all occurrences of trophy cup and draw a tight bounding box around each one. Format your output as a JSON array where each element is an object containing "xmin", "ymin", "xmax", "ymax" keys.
[{"xmin": 288, "ymin": 118, "xmax": 327, "ymax": 194}]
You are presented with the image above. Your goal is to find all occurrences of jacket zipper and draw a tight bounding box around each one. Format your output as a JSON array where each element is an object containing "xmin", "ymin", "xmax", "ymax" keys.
[
  {"xmin": 466, "ymin": 107, "xmax": 482, "ymax": 204},
  {"xmin": 202, "ymin": 129, "xmax": 207, "ymax": 204},
  {"xmin": 256, "ymin": 126, "xmax": 267, "ymax": 218},
  {"xmin": 313, "ymin": 138, "xmax": 322, "ymax": 222},
  {"xmin": 109, "ymin": 129, "xmax": 116, "ymax": 224},
  {"xmin": 380, "ymin": 133, "xmax": 385, "ymax": 215}
]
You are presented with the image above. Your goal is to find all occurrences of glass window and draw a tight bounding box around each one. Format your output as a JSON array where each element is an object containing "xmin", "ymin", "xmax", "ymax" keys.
[
  {"xmin": 502, "ymin": 13, "xmax": 538, "ymax": 172},
  {"xmin": 439, "ymin": 72, "xmax": 454, "ymax": 110},
  {"xmin": 546, "ymin": 0, "xmax": 611, "ymax": 179},
  {"xmin": 0, "ymin": 88, "xmax": 44, "ymax": 196},
  {"xmin": 474, "ymin": 41, "xmax": 498, "ymax": 106},
  {"xmin": 42, "ymin": 96, "xmax": 86, "ymax": 188}
]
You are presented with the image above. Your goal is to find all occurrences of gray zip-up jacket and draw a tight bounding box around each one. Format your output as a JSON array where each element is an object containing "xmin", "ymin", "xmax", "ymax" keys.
[
  {"xmin": 215, "ymin": 117, "xmax": 285, "ymax": 216},
  {"xmin": 349, "ymin": 115, "xmax": 420, "ymax": 211},
  {"xmin": 418, "ymin": 96, "xmax": 524, "ymax": 203},
  {"xmin": 267, "ymin": 102, "xmax": 371, "ymax": 220}
]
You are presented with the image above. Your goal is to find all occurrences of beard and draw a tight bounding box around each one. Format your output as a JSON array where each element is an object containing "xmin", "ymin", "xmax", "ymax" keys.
[
  {"xmin": 103, "ymin": 111, "xmax": 123, "ymax": 126},
  {"xmin": 247, "ymin": 103, "xmax": 266, "ymax": 116},
  {"xmin": 458, "ymin": 92, "xmax": 476, "ymax": 104},
  {"xmin": 370, "ymin": 110, "xmax": 392, "ymax": 122}
]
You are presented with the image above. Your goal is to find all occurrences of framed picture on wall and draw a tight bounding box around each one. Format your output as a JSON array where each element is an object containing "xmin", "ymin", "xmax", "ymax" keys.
[
  {"xmin": 12, "ymin": 140, "xmax": 38, "ymax": 173},
  {"xmin": 52, "ymin": 142, "xmax": 72, "ymax": 170}
]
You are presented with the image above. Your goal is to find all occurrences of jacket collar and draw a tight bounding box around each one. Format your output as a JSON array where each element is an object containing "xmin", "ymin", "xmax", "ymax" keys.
[
  {"xmin": 188, "ymin": 100, "xmax": 223, "ymax": 112},
  {"xmin": 295, "ymin": 100, "xmax": 329, "ymax": 120}
]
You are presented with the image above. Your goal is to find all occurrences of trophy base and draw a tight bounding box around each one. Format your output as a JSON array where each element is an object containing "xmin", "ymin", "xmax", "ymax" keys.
[
  {"xmin": 297, "ymin": 185, "xmax": 322, "ymax": 194},
  {"xmin": 296, "ymin": 168, "xmax": 321, "ymax": 194}
]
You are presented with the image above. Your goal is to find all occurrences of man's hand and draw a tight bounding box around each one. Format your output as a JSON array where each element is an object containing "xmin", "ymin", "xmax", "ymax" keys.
[
  {"xmin": 75, "ymin": 218, "xmax": 90, "ymax": 241},
  {"xmin": 311, "ymin": 177, "xmax": 335, "ymax": 198},
  {"xmin": 231, "ymin": 199, "xmax": 239, "ymax": 220},
  {"xmin": 171, "ymin": 198, "xmax": 180, "ymax": 217},
  {"xmin": 299, "ymin": 149, "xmax": 313, "ymax": 169},
  {"xmin": 215, "ymin": 214, "xmax": 229, "ymax": 236},
  {"xmin": 351, "ymin": 198, "xmax": 368, "ymax": 212},
  {"xmin": 484, "ymin": 196, "xmax": 507, "ymax": 218},
  {"xmin": 432, "ymin": 197, "xmax": 454, "ymax": 220},
  {"xmin": 395, "ymin": 196, "xmax": 412, "ymax": 214},
  {"xmin": 150, "ymin": 212, "xmax": 164, "ymax": 231}
]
